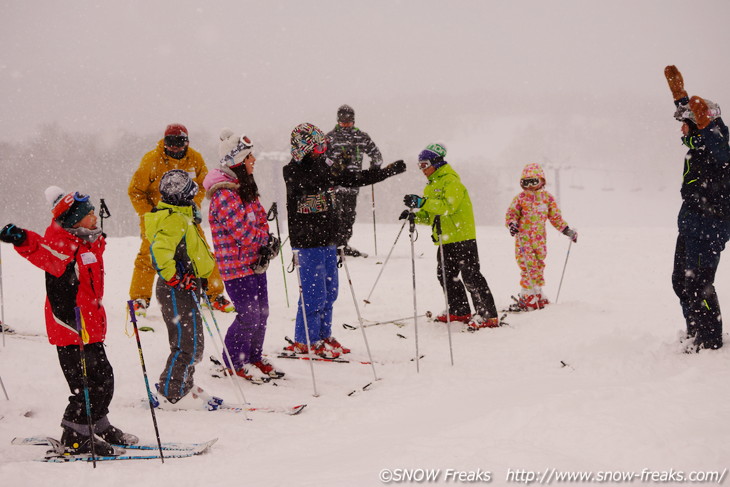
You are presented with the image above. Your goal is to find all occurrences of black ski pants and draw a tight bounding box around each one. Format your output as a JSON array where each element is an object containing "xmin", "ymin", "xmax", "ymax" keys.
[
  {"xmin": 157, "ymin": 279, "xmax": 204, "ymax": 402},
  {"xmin": 57, "ymin": 342, "xmax": 114, "ymax": 425},
  {"xmin": 436, "ymin": 239, "xmax": 498, "ymax": 319},
  {"xmin": 335, "ymin": 191, "xmax": 359, "ymax": 247},
  {"xmin": 672, "ymin": 208, "xmax": 730, "ymax": 350}
]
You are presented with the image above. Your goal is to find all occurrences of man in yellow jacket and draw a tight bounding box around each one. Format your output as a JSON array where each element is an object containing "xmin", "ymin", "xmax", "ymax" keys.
[{"xmin": 128, "ymin": 123, "xmax": 233, "ymax": 316}]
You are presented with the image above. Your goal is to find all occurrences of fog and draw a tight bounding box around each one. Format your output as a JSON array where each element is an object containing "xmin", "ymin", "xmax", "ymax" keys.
[{"xmin": 2, "ymin": 0, "xmax": 730, "ymax": 235}]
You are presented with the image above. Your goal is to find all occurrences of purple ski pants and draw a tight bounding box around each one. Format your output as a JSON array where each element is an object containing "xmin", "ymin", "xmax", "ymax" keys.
[{"xmin": 222, "ymin": 273, "xmax": 269, "ymax": 369}]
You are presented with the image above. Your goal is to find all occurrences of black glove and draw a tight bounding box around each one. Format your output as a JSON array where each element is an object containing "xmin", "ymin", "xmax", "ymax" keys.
[
  {"xmin": 382, "ymin": 159, "xmax": 406, "ymax": 177},
  {"xmin": 252, "ymin": 234, "xmax": 280, "ymax": 274},
  {"xmin": 508, "ymin": 222, "xmax": 519, "ymax": 237},
  {"xmin": 403, "ymin": 194, "xmax": 425, "ymax": 209},
  {"xmin": 0, "ymin": 224, "xmax": 27, "ymax": 246},
  {"xmin": 399, "ymin": 210, "xmax": 411, "ymax": 220},
  {"xmin": 562, "ymin": 227, "xmax": 578, "ymax": 243}
]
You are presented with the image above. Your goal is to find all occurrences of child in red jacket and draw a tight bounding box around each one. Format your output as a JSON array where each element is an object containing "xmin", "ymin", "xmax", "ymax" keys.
[{"xmin": 0, "ymin": 187, "xmax": 137, "ymax": 455}]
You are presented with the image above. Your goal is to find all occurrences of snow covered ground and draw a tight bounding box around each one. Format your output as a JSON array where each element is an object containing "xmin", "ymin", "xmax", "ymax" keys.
[{"xmin": 0, "ymin": 223, "xmax": 728, "ymax": 486}]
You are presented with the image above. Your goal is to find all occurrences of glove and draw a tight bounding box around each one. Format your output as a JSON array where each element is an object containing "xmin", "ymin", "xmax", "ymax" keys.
[
  {"xmin": 166, "ymin": 272, "xmax": 198, "ymax": 291},
  {"xmin": 562, "ymin": 227, "xmax": 578, "ymax": 243},
  {"xmin": 252, "ymin": 234, "xmax": 280, "ymax": 274},
  {"xmin": 689, "ymin": 96, "xmax": 712, "ymax": 130},
  {"xmin": 0, "ymin": 224, "xmax": 27, "ymax": 246},
  {"xmin": 508, "ymin": 222, "xmax": 519, "ymax": 237},
  {"xmin": 192, "ymin": 203, "xmax": 203, "ymax": 224},
  {"xmin": 399, "ymin": 210, "xmax": 411, "ymax": 220},
  {"xmin": 382, "ymin": 159, "xmax": 406, "ymax": 177},
  {"xmin": 664, "ymin": 65, "xmax": 687, "ymax": 101},
  {"xmin": 403, "ymin": 194, "xmax": 425, "ymax": 209},
  {"xmin": 261, "ymin": 233, "xmax": 280, "ymax": 259}
]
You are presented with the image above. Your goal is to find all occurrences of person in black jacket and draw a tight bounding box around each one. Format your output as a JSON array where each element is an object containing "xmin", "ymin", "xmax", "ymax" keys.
[
  {"xmin": 665, "ymin": 65, "xmax": 730, "ymax": 352},
  {"xmin": 327, "ymin": 105, "xmax": 383, "ymax": 257},
  {"xmin": 283, "ymin": 122, "xmax": 405, "ymax": 358}
]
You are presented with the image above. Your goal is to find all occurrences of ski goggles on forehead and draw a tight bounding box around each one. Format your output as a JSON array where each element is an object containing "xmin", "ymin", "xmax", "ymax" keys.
[
  {"xmin": 164, "ymin": 135, "xmax": 189, "ymax": 147},
  {"xmin": 521, "ymin": 178, "xmax": 541, "ymax": 187},
  {"xmin": 231, "ymin": 134, "xmax": 253, "ymax": 155},
  {"xmin": 73, "ymin": 192, "xmax": 90, "ymax": 202}
]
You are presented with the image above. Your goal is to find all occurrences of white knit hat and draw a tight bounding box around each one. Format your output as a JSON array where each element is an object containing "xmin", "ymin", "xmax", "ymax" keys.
[{"xmin": 218, "ymin": 128, "xmax": 253, "ymax": 168}]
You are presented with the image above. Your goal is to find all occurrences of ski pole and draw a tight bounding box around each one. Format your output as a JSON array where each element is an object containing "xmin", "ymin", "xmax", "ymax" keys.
[
  {"xmin": 126, "ymin": 300, "xmax": 165, "ymax": 463},
  {"xmin": 73, "ymin": 307, "xmax": 97, "ymax": 468},
  {"xmin": 0, "ymin": 374, "xmax": 8, "ymax": 400},
  {"xmin": 555, "ymin": 238, "xmax": 573, "ymax": 304},
  {"xmin": 268, "ymin": 202, "xmax": 289, "ymax": 307},
  {"xmin": 407, "ymin": 211, "xmax": 420, "ymax": 373},
  {"xmin": 292, "ymin": 249, "xmax": 319, "ymax": 396},
  {"xmin": 371, "ymin": 185, "xmax": 378, "ymax": 256},
  {"xmin": 434, "ymin": 216, "xmax": 454, "ymax": 366},
  {"xmin": 99, "ymin": 198, "xmax": 111, "ymax": 235},
  {"xmin": 363, "ymin": 218, "xmax": 408, "ymax": 305},
  {"xmin": 1, "ymin": 244, "xmax": 5, "ymax": 347},
  {"xmin": 339, "ymin": 247, "xmax": 378, "ymax": 381},
  {"xmin": 196, "ymin": 294, "xmax": 250, "ymax": 420}
]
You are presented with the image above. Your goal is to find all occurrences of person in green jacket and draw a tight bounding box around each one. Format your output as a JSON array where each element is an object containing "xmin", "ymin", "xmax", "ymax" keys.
[
  {"xmin": 146, "ymin": 169, "xmax": 222, "ymax": 410},
  {"xmin": 403, "ymin": 143, "xmax": 499, "ymax": 329}
]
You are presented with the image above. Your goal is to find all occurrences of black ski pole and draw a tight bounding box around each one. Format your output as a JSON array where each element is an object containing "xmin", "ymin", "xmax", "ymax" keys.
[
  {"xmin": 338, "ymin": 247, "xmax": 378, "ymax": 382},
  {"xmin": 0, "ymin": 374, "xmax": 8, "ymax": 400},
  {"xmin": 73, "ymin": 307, "xmax": 97, "ymax": 467},
  {"xmin": 407, "ymin": 210, "xmax": 420, "ymax": 373},
  {"xmin": 434, "ymin": 216, "xmax": 454, "ymax": 366},
  {"xmin": 555, "ymin": 238, "xmax": 573, "ymax": 304},
  {"xmin": 363, "ymin": 217, "xmax": 408, "ymax": 305},
  {"xmin": 99, "ymin": 198, "xmax": 111, "ymax": 235},
  {"xmin": 1, "ymin": 244, "xmax": 6, "ymax": 348},
  {"xmin": 126, "ymin": 300, "xmax": 165, "ymax": 463},
  {"xmin": 292, "ymin": 249, "xmax": 319, "ymax": 397},
  {"xmin": 371, "ymin": 185, "xmax": 378, "ymax": 256},
  {"xmin": 268, "ymin": 202, "xmax": 289, "ymax": 307}
]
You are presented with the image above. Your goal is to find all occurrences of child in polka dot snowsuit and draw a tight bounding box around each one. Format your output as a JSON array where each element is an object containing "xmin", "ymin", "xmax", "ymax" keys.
[{"xmin": 505, "ymin": 163, "xmax": 577, "ymax": 310}]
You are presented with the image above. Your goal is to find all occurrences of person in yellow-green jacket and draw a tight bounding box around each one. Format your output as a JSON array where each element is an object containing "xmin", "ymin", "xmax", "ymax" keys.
[
  {"xmin": 402, "ymin": 143, "xmax": 499, "ymax": 329},
  {"xmin": 128, "ymin": 123, "xmax": 234, "ymax": 317},
  {"xmin": 145, "ymin": 169, "xmax": 223, "ymax": 410}
]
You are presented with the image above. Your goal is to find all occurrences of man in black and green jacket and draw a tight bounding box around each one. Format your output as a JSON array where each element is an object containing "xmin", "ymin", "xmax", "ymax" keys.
[{"xmin": 327, "ymin": 104, "xmax": 383, "ymax": 257}]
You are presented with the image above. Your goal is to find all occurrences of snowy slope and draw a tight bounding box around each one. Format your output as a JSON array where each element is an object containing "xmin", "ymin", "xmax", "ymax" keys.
[{"xmin": 0, "ymin": 223, "xmax": 728, "ymax": 486}]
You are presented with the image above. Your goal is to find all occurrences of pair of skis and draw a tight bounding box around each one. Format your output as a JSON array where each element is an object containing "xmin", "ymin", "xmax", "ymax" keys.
[{"xmin": 12, "ymin": 436, "xmax": 218, "ymax": 462}]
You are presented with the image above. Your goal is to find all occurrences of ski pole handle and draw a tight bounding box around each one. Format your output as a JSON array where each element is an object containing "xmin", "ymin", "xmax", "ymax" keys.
[
  {"xmin": 433, "ymin": 215, "xmax": 442, "ymax": 235},
  {"xmin": 267, "ymin": 202, "xmax": 278, "ymax": 221}
]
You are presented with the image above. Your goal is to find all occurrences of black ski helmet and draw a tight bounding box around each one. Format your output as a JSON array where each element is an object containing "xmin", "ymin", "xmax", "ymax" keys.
[
  {"xmin": 159, "ymin": 169, "xmax": 197, "ymax": 206},
  {"xmin": 337, "ymin": 104, "xmax": 355, "ymax": 123}
]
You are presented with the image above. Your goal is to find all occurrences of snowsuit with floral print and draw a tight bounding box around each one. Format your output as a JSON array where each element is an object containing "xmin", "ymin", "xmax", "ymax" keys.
[{"xmin": 505, "ymin": 164, "xmax": 569, "ymax": 291}]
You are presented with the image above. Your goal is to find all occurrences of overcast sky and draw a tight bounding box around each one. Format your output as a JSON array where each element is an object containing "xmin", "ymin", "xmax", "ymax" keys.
[{"xmin": 3, "ymin": 0, "xmax": 730, "ymax": 147}]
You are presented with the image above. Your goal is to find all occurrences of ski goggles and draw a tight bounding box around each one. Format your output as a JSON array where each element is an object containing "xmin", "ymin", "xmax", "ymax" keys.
[
  {"xmin": 417, "ymin": 160, "xmax": 432, "ymax": 170},
  {"xmin": 52, "ymin": 192, "xmax": 91, "ymax": 219},
  {"xmin": 521, "ymin": 178, "xmax": 541, "ymax": 188},
  {"xmin": 312, "ymin": 139, "xmax": 328, "ymax": 155},
  {"xmin": 674, "ymin": 99, "xmax": 721, "ymax": 123},
  {"xmin": 164, "ymin": 135, "xmax": 189, "ymax": 147}
]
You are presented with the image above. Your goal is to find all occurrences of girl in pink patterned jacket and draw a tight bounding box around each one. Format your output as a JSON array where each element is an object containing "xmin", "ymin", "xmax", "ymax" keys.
[
  {"xmin": 505, "ymin": 163, "xmax": 577, "ymax": 311},
  {"xmin": 202, "ymin": 129, "xmax": 284, "ymax": 381}
]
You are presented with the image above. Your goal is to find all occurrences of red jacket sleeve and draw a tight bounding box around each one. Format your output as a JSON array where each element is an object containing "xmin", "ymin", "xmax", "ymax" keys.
[{"xmin": 14, "ymin": 229, "xmax": 76, "ymax": 277}]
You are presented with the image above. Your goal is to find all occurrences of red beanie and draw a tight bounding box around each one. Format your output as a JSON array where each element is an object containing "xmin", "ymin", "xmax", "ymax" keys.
[{"xmin": 164, "ymin": 123, "xmax": 188, "ymax": 137}]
